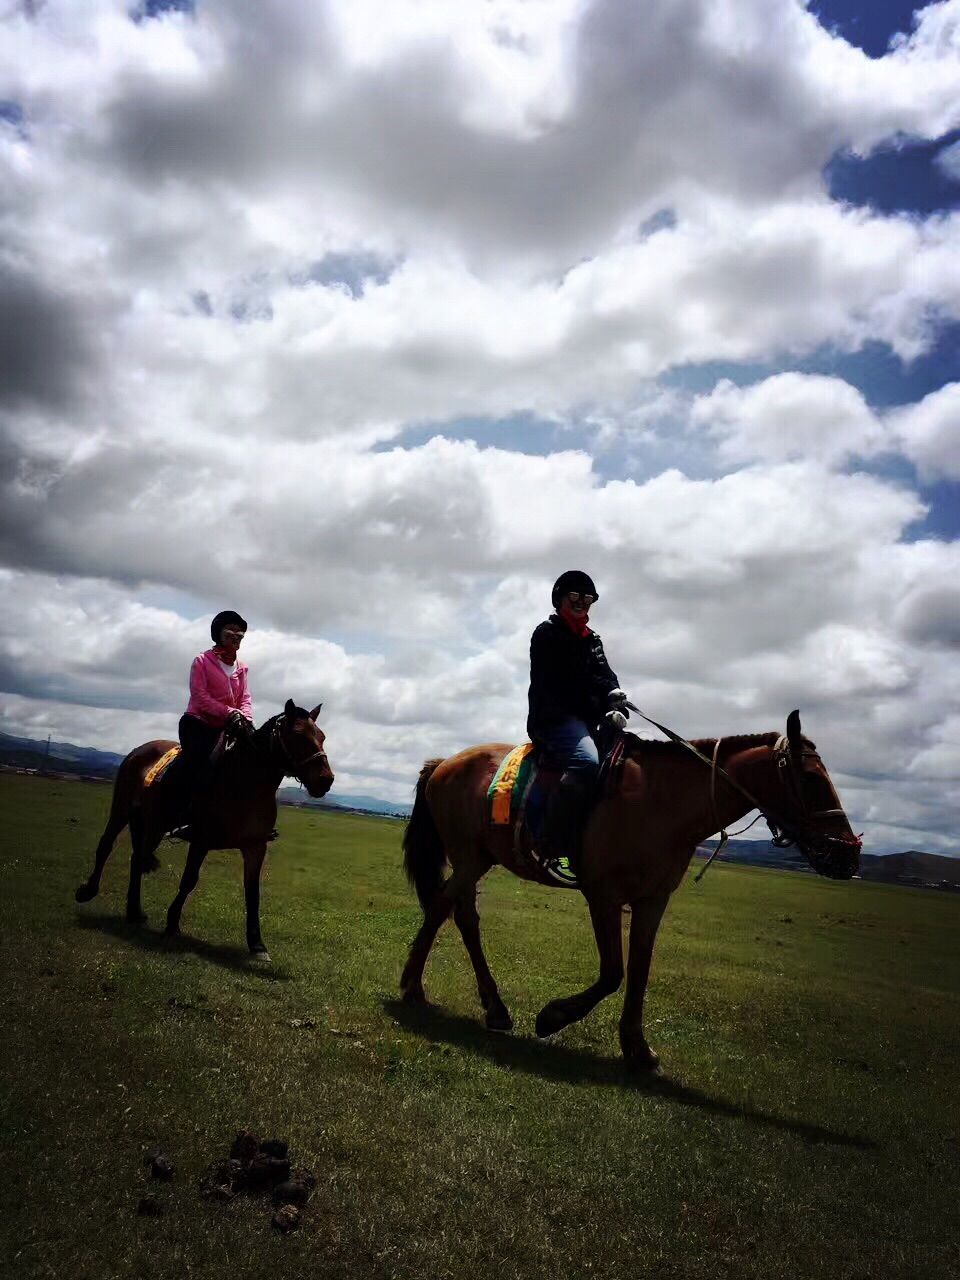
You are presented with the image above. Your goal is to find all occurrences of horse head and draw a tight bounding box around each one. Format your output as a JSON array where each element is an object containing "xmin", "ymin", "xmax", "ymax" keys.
[
  {"xmin": 275, "ymin": 699, "xmax": 335, "ymax": 799},
  {"xmin": 768, "ymin": 710, "xmax": 861, "ymax": 880}
]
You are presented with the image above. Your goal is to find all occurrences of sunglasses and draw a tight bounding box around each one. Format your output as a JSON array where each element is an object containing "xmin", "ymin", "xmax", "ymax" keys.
[{"xmin": 565, "ymin": 592, "xmax": 595, "ymax": 606}]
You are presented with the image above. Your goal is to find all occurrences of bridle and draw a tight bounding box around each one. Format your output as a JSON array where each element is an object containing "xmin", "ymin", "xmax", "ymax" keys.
[
  {"xmin": 619, "ymin": 702, "xmax": 861, "ymax": 881},
  {"xmin": 268, "ymin": 715, "xmax": 330, "ymax": 787},
  {"xmin": 766, "ymin": 734, "xmax": 850, "ymax": 841}
]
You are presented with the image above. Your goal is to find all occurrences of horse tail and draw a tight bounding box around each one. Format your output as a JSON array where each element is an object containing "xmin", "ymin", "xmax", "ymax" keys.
[
  {"xmin": 75, "ymin": 752, "xmax": 139, "ymax": 902},
  {"xmin": 403, "ymin": 759, "xmax": 447, "ymax": 910}
]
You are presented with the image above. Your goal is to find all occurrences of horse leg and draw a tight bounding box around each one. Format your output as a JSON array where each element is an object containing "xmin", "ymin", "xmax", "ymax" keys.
[
  {"xmin": 76, "ymin": 762, "xmax": 135, "ymax": 903},
  {"xmin": 400, "ymin": 878, "xmax": 458, "ymax": 1004},
  {"xmin": 619, "ymin": 891, "xmax": 670, "ymax": 1072},
  {"xmin": 453, "ymin": 886, "xmax": 512, "ymax": 1033},
  {"xmin": 76, "ymin": 809, "xmax": 127, "ymax": 903},
  {"xmin": 535, "ymin": 895, "xmax": 624, "ymax": 1039},
  {"xmin": 125, "ymin": 807, "xmax": 160, "ymax": 925},
  {"xmin": 164, "ymin": 840, "xmax": 209, "ymax": 938},
  {"xmin": 242, "ymin": 842, "xmax": 270, "ymax": 960}
]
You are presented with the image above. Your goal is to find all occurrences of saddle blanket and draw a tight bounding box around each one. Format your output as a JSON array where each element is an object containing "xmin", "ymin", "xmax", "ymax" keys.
[
  {"xmin": 144, "ymin": 745, "xmax": 181, "ymax": 788},
  {"xmin": 488, "ymin": 743, "xmax": 536, "ymax": 825},
  {"xmin": 487, "ymin": 743, "xmax": 581, "ymax": 888}
]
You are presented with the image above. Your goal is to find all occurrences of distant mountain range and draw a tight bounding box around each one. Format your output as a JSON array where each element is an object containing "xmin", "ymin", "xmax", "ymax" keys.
[
  {"xmin": 0, "ymin": 730, "xmax": 125, "ymax": 778},
  {"xmin": 278, "ymin": 786, "xmax": 411, "ymax": 817},
  {"xmin": 696, "ymin": 838, "xmax": 960, "ymax": 887},
  {"xmin": 0, "ymin": 730, "xmax": 412, "ymax": 815},
  {"xmin": 2, "ymin": 731, "xmax": 954, "ymax": 872}
]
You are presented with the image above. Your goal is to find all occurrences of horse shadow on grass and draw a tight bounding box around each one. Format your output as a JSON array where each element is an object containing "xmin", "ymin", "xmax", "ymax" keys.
[
  {"xmin": 75, "ymin": 912, "xmax": 291, "ymax": 981},
  {"xmin": 384, "ymin": 999, "xmax": 876, "ymax": 1151}
]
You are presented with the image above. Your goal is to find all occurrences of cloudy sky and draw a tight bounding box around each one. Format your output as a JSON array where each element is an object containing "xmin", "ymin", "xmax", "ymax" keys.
[{"xmin": 1, "ymin": 0, "xmax": 958, "ymax": 852}]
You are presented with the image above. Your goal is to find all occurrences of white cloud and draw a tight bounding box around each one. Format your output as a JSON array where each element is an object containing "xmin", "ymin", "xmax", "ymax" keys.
[
  {"xmin": 1, "ymin": 0, "xmax": 959, "ymax": 852},
  {"xmin": 690, "ymin": 373, "xmax": 885, "ymax": 465},
  {"xmin": 889, "ymin": 382, "xmax": 960, "ymax": 481}
]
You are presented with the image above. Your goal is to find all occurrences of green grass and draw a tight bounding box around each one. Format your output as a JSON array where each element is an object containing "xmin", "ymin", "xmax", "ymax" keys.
[{"xmin": 1, "ymin": 772, "xmax": 958, "ymax": 1280}]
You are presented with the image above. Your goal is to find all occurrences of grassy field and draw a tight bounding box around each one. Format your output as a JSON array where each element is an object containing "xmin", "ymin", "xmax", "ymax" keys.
[{"xmin": 1, "ymin": 772, "xmax": 959, "ymax": 1280}]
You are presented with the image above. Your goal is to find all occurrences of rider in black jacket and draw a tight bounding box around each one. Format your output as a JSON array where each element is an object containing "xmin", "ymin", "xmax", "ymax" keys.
[{"xmin": 527, "ymin": 571, "xmax": 630, "ymax": 863}]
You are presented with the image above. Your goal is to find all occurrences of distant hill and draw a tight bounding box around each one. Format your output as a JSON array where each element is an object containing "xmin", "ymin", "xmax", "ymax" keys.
[
  {"xmin": 859, "ymin": 850, "xmax": 960, "ymax": 886},
  {"xmin": 0, "ymin": 730, "xmax": 124, "ymax": 779},
  {"xmin": 278, "ymin": 786, "xmax": 411, "ymax": 818},
  {"xmin": 696, "ymin": 838, "xmax": 960, "ymax": 887},
  {"xmin": 0, "ymin": 729, "xmax": 413, "ymax": 814}
]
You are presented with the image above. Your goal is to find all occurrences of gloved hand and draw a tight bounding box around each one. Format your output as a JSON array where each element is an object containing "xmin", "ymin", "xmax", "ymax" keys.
[
  {"xmin": 227, "ymin": 709, "xmax": 253, "ymax": 738},
  {"xmin": 607, "ymin": 689, "xmax": 629, "ymax": 724}
]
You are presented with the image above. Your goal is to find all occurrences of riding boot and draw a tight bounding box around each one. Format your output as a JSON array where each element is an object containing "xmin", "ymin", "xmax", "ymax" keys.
[{"xmin": 538, "ymin": 773, "xmax": 593, "ymax": 867}]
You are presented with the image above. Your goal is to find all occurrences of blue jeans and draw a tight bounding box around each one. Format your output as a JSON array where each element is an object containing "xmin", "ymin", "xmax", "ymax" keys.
[{"xmin": 533, "ymin": 717, "xmax": 600, "ymax": 783}]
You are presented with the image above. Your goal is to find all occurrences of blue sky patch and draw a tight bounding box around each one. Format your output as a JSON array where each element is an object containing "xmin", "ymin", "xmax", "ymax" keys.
[
  {"xmin": 810, "ymin": 0, "xmax": 921, "ymax": 57},
  {"xmin": 295, "ymin": 252, "xmax": 397, "ymax": 300},
  {"xmin": 827, "ymin": 129, "xmax": 960, "ymax": 216}
]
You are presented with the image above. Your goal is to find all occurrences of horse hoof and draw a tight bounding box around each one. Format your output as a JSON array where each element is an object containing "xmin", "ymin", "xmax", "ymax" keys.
[
  {"xmin": 249, "ymin": 948, "xmax": 272, "ymax": 965},
  {"xmin": 623, "ymin": 1046, "xmax": 661, "ymax": 1074},
  {"xmin": 535, "ymin": 1002, "xmax": 567, "ymax": 1039},
  {"xmin": 126, "ymin": 910, "xmax": 148, "ymax": 925},
  {"xmin": 485, "ymin": 1008, "xmax": 513, "ymax": 1034},
  {"xmin": 401, "ymin": 983, "xmax": 427, "ymax": 1005},
  {"xmin": 75, "ymin": 884, "xmax": 96, "ymax": 903}
]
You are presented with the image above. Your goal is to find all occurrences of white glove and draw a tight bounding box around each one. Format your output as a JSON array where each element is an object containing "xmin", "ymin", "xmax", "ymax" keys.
[
  {"xmin": 608, "ymin": 688, "xmax": 628, "ymax": 704},
  {"xmin": 606, "ymin": 708, "xmax": 628, "ymax": 730}
]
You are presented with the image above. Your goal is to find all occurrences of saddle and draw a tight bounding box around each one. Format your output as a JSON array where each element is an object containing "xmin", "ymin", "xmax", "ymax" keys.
[
  {"xmin": 487, "ymin": 734, "xmax": 626, "ymax": 888},
  {"xmin": 144, "ymin": 728, "xmax": 240, "ymax": 840}
]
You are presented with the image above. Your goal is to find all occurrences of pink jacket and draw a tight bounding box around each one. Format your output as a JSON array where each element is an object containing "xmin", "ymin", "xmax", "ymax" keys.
[{"xmin": 185, "ymin": 649, "xmax": 253, "ymax": 728}]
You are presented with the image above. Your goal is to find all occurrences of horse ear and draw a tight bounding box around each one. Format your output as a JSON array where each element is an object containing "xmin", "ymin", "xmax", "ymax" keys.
[
  {"xmin": 786, "ymin": 709, "xmax": 802, "ymax": 747},
  {"xmin": 284, "ymin": 698, "xmax": 296, "ymax": 721},
  {"xmin": 309, "ymin": 703, "xmax": 323, "ymax": 722}
]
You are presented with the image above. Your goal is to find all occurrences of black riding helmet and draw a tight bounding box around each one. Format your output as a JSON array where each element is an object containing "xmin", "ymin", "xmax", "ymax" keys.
[
  {"xmin": 551, "ymin": 571, "xmax": 598, "ymax": 608},
  {"xmin": 210, "ymin": 610, "xmax": 247, "ymax": 644}
]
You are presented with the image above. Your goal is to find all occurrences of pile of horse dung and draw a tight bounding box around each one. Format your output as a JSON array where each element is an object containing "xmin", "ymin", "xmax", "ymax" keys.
[
  {"xmin": 137, "ymin": 1149, "xmax": 176, "ymax": 1217},
  {"xmin": 201, "ymin": 1130, "xmax": 317, "ymax": 1232}
]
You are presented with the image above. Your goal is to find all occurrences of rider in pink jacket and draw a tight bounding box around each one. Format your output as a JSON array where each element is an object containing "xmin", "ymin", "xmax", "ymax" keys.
[
  {"xmin": 186, "ymin": 648, "xmax": 253, "ymax": 727},
  {"xmin": 179, "ymin": 610, "xmax": 253, "ymax": 797}
]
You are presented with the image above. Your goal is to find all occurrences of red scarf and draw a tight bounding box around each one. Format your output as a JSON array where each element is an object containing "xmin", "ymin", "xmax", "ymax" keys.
[{"xmin": 559, "ymin": 610, "xmax": 590, "ymax": 638}]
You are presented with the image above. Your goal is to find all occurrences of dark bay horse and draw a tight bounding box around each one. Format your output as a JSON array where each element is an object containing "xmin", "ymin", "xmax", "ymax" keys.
[
  {"xmin": 401, "ymin": 711, "xmax": 860, "ymax": 1069},
  {"xmin": 75, "ymin": 701, "xmax": 333, "ymax": 960}
]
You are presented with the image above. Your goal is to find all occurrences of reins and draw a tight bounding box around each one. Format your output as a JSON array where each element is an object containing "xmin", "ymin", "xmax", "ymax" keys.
[
  {"xmin": 697, "ymin": 736, "xmax": 766, "ymax": 882},
  {"xmin": 620, "ymin": 702, "xmax": 828, "ymax": 882}
]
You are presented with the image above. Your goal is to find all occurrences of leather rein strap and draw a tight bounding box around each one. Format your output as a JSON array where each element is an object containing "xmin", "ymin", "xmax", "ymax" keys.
[{"xmin": 622, "ymin": 702, "xmax": 812, "ymax": 882}]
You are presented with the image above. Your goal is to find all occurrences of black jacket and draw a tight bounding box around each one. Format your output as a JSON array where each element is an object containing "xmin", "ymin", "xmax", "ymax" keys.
[{"xmin": 527, "ymin": 615, "xmax": 620, "ymax": 737}]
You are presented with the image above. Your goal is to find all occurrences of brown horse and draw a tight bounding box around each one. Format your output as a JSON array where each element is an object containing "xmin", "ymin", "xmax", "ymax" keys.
[
  {"xmin": 75, "ymin": 700, "xmax": 333, "ymax": 959},
  {"xmin": 401, "ymin": 710, "xmax": 860, "ymax": 1069}
]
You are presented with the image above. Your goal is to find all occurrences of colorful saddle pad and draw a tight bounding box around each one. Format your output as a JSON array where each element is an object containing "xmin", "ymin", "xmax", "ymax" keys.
[
  {"xmin": 488, "ymin": 743, "xmax": 536, "ymax": 825},
  {"xmin": 144, "ymin": 746, "xmax": 181, "ymax": 788},
  {"xmin": 487, "ymin": 744, "xmax": 579, "ymax": 888}
]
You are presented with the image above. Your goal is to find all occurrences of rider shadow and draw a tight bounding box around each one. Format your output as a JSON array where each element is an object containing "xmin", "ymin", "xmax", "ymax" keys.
[
  {"xmin": 75, "ymin": 913, "xmax": 291, "ymax": 981},
  {"xmin": 383, "ymin": 999, "xmax": 876, "ymax": 1151}
]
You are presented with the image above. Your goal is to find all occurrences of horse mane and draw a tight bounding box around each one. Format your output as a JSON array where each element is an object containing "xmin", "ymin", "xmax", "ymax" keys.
[
  {"xmin": 253, "ymin": 705, "xmax": 312, "ymax": 742},
  {"xmin": 251, "ymin": 718, "xmax": 272, "ymax": 745},
  {"xmin": 623, "ymin": 730, "xmax": 781, "ymax": 760}
]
